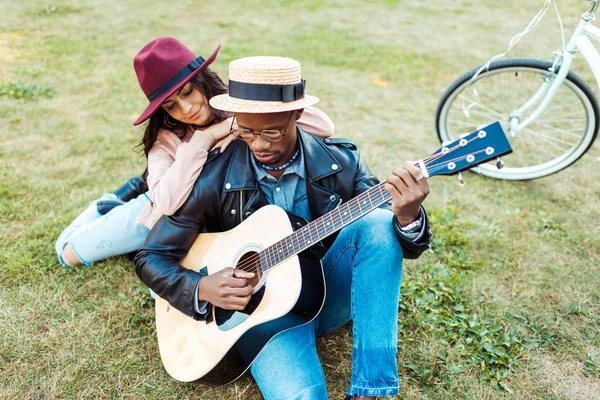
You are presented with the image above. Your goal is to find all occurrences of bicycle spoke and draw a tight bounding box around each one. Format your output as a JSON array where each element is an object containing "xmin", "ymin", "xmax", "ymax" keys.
[
  {"xmin": 454, "ymin": 94, "xmax": 507, "ymax": 120},
  {"xmin": 529, "ymin": 119, "xmax": 587, "ymax": 138},
  {"xmin": 522, "ymin": 127, "xmax": 579, "ymax": 150}
]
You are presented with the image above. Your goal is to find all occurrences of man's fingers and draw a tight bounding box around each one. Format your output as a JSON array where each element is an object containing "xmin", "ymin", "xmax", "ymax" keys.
[
  {"xmin": 232, "ymin": 269, "xmax": 255, "ymax": 279},
  {"xmin": 386, "ymin": 165, "xmax": 428, "ymax": 206},
  {"xmin": 222, "ymin": 267, "xmax": 255, "ymax": 279},
  {"xmin": 403, "ymin": 161, "xmax": 430, "ymax": 194},
  {"xmin": 402, "ymin": 161, "xmax": 422, "ymax": 179},
  {"xmin": 228, "ymin": 268, "xmax": 255, "ymax": 287},
  {"xmin": 228, "ymin": 286, "xmax": 254, "ymax": 297},
  {"xmin": 387, "ymin": 169, "xmax": 413, "ymax": 197},
  {"xmin": 225, "ymin": 295, "xmax": 251, "ymax": 310},
  {"xmin": 226, "ymin": 277, "xmax": 250, "ymax": 287},
  {"xmin": 394, "ymin": 165, "xmax": 421, "ymax": 188}
]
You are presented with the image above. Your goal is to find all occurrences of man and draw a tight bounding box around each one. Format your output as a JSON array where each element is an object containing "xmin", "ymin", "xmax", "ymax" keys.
[{"xmin": 135, "ymin": 56, "xmax": 432, "ymax": 399}]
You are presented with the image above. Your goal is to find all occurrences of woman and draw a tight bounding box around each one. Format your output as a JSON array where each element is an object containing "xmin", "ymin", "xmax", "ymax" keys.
[{"xmin": 55, "ymin": 37, "xmax": 334, "ymax": 267}]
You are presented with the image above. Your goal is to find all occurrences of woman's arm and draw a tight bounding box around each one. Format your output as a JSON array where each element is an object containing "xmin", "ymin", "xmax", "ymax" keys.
[
  {"xmin": 146, "ymin": 118, "xmax": 232, "ymax": 216},
  {"xmin": 297, "ymin": 106, "xmax": 335, "ymax": 138}
]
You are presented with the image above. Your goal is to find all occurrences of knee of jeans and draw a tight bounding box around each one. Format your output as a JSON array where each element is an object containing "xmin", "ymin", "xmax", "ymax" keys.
[
  {"xmin": 346, "ymin": 209, "xmax": 398, "ymax": 245},
  {"xmin": 55, "ymin": 237, "xmax": 66, "ymax": 259},
  {"xmin": 260, "ymin": 381, "xmax": 327, "ymax": 400},
  {"xmin": 55, "ymin": 236, "xmax": 71, "ymax": 267},
  {"xmin": 288, "ymin": 383, "xmax": 328, "ymax": 400},
  {"xmin": 61, "ymin": 243, "xmax": 90, "ymax": 267},
  {"xmin": 256, "ymin": 368, "xmax": 327, "ymax": 400},
  {"xmin": 56, "ymin": 253, "xmax": 68, "ymax": 267}
]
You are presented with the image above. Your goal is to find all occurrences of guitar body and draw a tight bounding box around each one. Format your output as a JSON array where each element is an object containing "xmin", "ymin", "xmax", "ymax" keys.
[{"xmin": 155, "ymin": 205, "xmax": 325, "ymax": 384}]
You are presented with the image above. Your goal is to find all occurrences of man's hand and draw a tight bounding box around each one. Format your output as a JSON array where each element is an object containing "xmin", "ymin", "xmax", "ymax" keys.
[
  {"xmin": 197, "ymin": 267, "xmax": 255, "ymax": 310},
  {"xmin": 385, "ymin": 161, "xmax": 430, "ymax": 226}
]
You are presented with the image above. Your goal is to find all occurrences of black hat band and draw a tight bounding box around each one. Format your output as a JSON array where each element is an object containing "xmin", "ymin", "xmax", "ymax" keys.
[
  {"xmin": 147, "ymin": 56, "xmax": 206, "ymax": 102},
  {"xmin": 228, "ymin": 80, "xmax": 305, "ymax": 103}
]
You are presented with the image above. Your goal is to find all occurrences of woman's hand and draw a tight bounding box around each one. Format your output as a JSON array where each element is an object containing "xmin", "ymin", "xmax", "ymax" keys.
[
  {"xmin": 211, "ymin": 134, "xmax": 236, "ymax": 153},
  {"xmin": 198, "ymin": 117, "xmax": 234, "ymax": 141},
  {"xmin": 195, "ymin": 117, "xmax": 237, "ymax": 153},
  {"xmin": 197, "ymin": 267, "xmax": 255, "ymax": 311}
]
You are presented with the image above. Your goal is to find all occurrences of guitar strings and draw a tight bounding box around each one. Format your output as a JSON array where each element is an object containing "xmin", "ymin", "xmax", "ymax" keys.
[
  {"xmin": 425, "ymin": 149, "xmax": 488, "ymax": 173},
  {"xmin": 228, "ymin": 136, "xmax": 487, "ymax": 274},
  {"xmin": 231, "ymin": 185, "xmax": 393, "ymax": 274}
]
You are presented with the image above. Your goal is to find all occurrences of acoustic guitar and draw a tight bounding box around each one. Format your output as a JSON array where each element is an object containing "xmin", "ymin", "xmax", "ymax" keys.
[{"xmin": 153, "ymin": 122, "xmax": 512, "ymax": 385}]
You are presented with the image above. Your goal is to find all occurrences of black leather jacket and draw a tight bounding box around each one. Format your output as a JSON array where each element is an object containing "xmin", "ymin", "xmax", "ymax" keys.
[{"xmin": 135, "ymin": 129, "xmax": 432, "ymax": 320}]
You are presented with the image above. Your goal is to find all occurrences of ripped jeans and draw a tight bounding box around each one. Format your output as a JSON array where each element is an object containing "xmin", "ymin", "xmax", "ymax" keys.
[{"xmin": 55, "ymin": 193, "xmax": 150, "ymax": 266}]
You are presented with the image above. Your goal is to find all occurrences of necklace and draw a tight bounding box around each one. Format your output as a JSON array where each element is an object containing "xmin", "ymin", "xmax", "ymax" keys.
[{"xmin": 256, "ymin": 147, "xmax": 300, "ymax": 171}]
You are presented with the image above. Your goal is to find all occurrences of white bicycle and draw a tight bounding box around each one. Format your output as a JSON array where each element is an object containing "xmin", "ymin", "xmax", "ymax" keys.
[{"xmin": 436, "ymin": 0, "xmax": 600, "ymax": 180}]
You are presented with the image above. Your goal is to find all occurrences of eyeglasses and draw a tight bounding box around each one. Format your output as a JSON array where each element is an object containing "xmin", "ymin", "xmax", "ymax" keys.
[{"xmin": 230, "ymin": 112, "xmax": 295, "ymax": 143}]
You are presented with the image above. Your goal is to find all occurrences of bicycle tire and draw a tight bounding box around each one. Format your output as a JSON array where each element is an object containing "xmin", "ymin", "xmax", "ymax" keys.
[{"xmin": 435, "ymin": 58, "xmax": 599, "ymax": 180}]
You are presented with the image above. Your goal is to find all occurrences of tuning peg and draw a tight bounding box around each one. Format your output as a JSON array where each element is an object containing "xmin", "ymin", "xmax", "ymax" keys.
[
  {"xmin": 496, "ymin": 157, "xmax": 504, "ymax": 169},
  {"xmin": 457, "ymin": 172, "xmax": 465, "ymax": 185}
]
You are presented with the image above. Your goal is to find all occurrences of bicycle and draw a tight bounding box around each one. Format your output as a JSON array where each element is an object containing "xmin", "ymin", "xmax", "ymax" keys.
[{"xmin": 435, "ymin": 0, "xmax": 600, "ymax": 180}]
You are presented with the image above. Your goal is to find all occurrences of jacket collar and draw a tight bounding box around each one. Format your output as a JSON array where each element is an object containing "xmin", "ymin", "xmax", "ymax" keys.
[{"xmin": 223, "ymin": 127, "xmax": 342, "ymax": 192}]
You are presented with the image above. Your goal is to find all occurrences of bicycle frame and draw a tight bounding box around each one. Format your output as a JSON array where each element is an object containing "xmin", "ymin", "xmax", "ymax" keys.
[{"xmin": 509, "ymin": 0, "xmax": 600, "ymax": 137}]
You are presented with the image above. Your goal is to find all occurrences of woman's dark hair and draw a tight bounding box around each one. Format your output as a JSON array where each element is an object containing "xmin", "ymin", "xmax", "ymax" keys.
[{"xmin": 138, "ymin": 67, "xmax": 229, "ymax": 159}]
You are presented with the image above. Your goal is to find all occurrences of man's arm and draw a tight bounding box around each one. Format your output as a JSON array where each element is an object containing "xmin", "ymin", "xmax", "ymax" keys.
[
  {"xmin": 353, "ymin": 156, "xmax": 432, "ymax": 259},
  {"xmin": 134, "ymin": 188, "xmax": 208, "ymax": 320}
]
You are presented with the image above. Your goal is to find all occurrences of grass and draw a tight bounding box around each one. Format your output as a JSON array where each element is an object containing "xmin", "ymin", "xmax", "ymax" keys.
[{"xmin": 1, "ymin": 0, "xmax": 599, "ymax": 398}]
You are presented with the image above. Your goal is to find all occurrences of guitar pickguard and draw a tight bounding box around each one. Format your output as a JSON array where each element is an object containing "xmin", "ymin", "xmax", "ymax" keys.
[{"xmin": 214, "ymin": 285, "xmax": 266, "ymax": 331}]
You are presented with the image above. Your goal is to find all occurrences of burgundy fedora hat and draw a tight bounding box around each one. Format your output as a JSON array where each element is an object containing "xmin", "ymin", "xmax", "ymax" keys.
[{"xmin": 133, "ymin": 37, "xmax": 221, "ymax": 126}]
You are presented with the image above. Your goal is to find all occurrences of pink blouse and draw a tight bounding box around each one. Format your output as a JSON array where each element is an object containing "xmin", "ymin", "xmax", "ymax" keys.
[{"xmin": 137, "ymin": 106, "xmax": 334, "ymax": 229}]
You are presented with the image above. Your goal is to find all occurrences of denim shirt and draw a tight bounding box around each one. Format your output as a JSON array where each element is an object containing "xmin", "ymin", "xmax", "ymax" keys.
[{"xmin": 249, "ymin": 144, "xmax": 312, "ymax": 222}]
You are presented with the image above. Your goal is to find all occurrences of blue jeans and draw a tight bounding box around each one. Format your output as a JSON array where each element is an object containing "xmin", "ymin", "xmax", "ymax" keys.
[
  {"xmin": 239, "ymin": 208, "xmax": 404, "ymax": 399},
  {"xmin": 55, "ymin": 193, "xmax": 150, "ymax": 266}
]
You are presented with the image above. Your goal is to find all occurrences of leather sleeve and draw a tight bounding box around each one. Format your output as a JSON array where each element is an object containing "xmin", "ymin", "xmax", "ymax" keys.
[
  {"xmin": 351, "ymin": 149, "xmax": 432, "ymax": 260},
  {"xmin": 392, "ymin": 206, "xmax": 432, "ymax": 259},
  {"xmin": 134, "ymin": 186, "xmax": 209, "ymax": 320}
]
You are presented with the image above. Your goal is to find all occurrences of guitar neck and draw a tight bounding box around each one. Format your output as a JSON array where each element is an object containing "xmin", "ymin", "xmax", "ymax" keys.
[
  {"xmin": 258, "ymin": 121, "xmax": 513, "ymax": 272},
  {"xmin": 259, "ymin": 181, "xmax": 391, "ymax": 271}
]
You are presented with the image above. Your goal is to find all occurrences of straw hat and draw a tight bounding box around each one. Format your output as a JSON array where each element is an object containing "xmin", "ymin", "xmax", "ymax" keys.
[
  {"xmin": 209, "ymin": 56, "xmax": 319, "ymax": 113},
  {"xmin": 132, "ymin": 37, "xmax": 220, "ymax": 126}
]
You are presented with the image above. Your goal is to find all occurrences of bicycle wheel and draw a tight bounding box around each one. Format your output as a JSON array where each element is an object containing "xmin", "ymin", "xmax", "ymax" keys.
[{"xmin": 435, "ymin": 58, "xmax": 599, "ymax": 180}]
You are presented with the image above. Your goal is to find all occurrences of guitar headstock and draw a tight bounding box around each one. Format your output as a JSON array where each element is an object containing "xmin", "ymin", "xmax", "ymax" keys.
[{"xmin": 422, "ymin": 122, "xmax": 512, "ymax": 177}]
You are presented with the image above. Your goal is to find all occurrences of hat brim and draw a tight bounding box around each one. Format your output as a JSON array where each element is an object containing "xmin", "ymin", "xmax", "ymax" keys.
[
  {"xmin": 209, "ymin": 93, "xmax": 319, "ymax": 114},
  {"xmin": 133, "ymin": 44, "xmax": 221, "ymax": 126}
]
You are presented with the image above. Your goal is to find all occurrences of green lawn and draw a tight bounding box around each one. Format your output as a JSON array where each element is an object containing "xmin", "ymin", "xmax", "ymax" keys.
[{"xmin": 1, "ymin": 0, "xmax": 599, "ymax": 398}]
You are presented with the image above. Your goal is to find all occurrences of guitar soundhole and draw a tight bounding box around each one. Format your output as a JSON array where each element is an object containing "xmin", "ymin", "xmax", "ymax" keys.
[
  {"xmin": 236, "ymin": 251, "xmax": 264, "ymax": 293},
  {"xmin": 214, "ymin": 250, "xmax": 267, "ymax": 331}
]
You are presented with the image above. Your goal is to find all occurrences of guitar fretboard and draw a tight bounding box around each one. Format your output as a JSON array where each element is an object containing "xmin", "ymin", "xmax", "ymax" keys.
[
  {"xmin": 258, "ymin": 182, "xmax": 391, "ymax": 271},
  {"xmin": 254, "ymin": 121, "xmax": 511, "ymax": 272}
]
